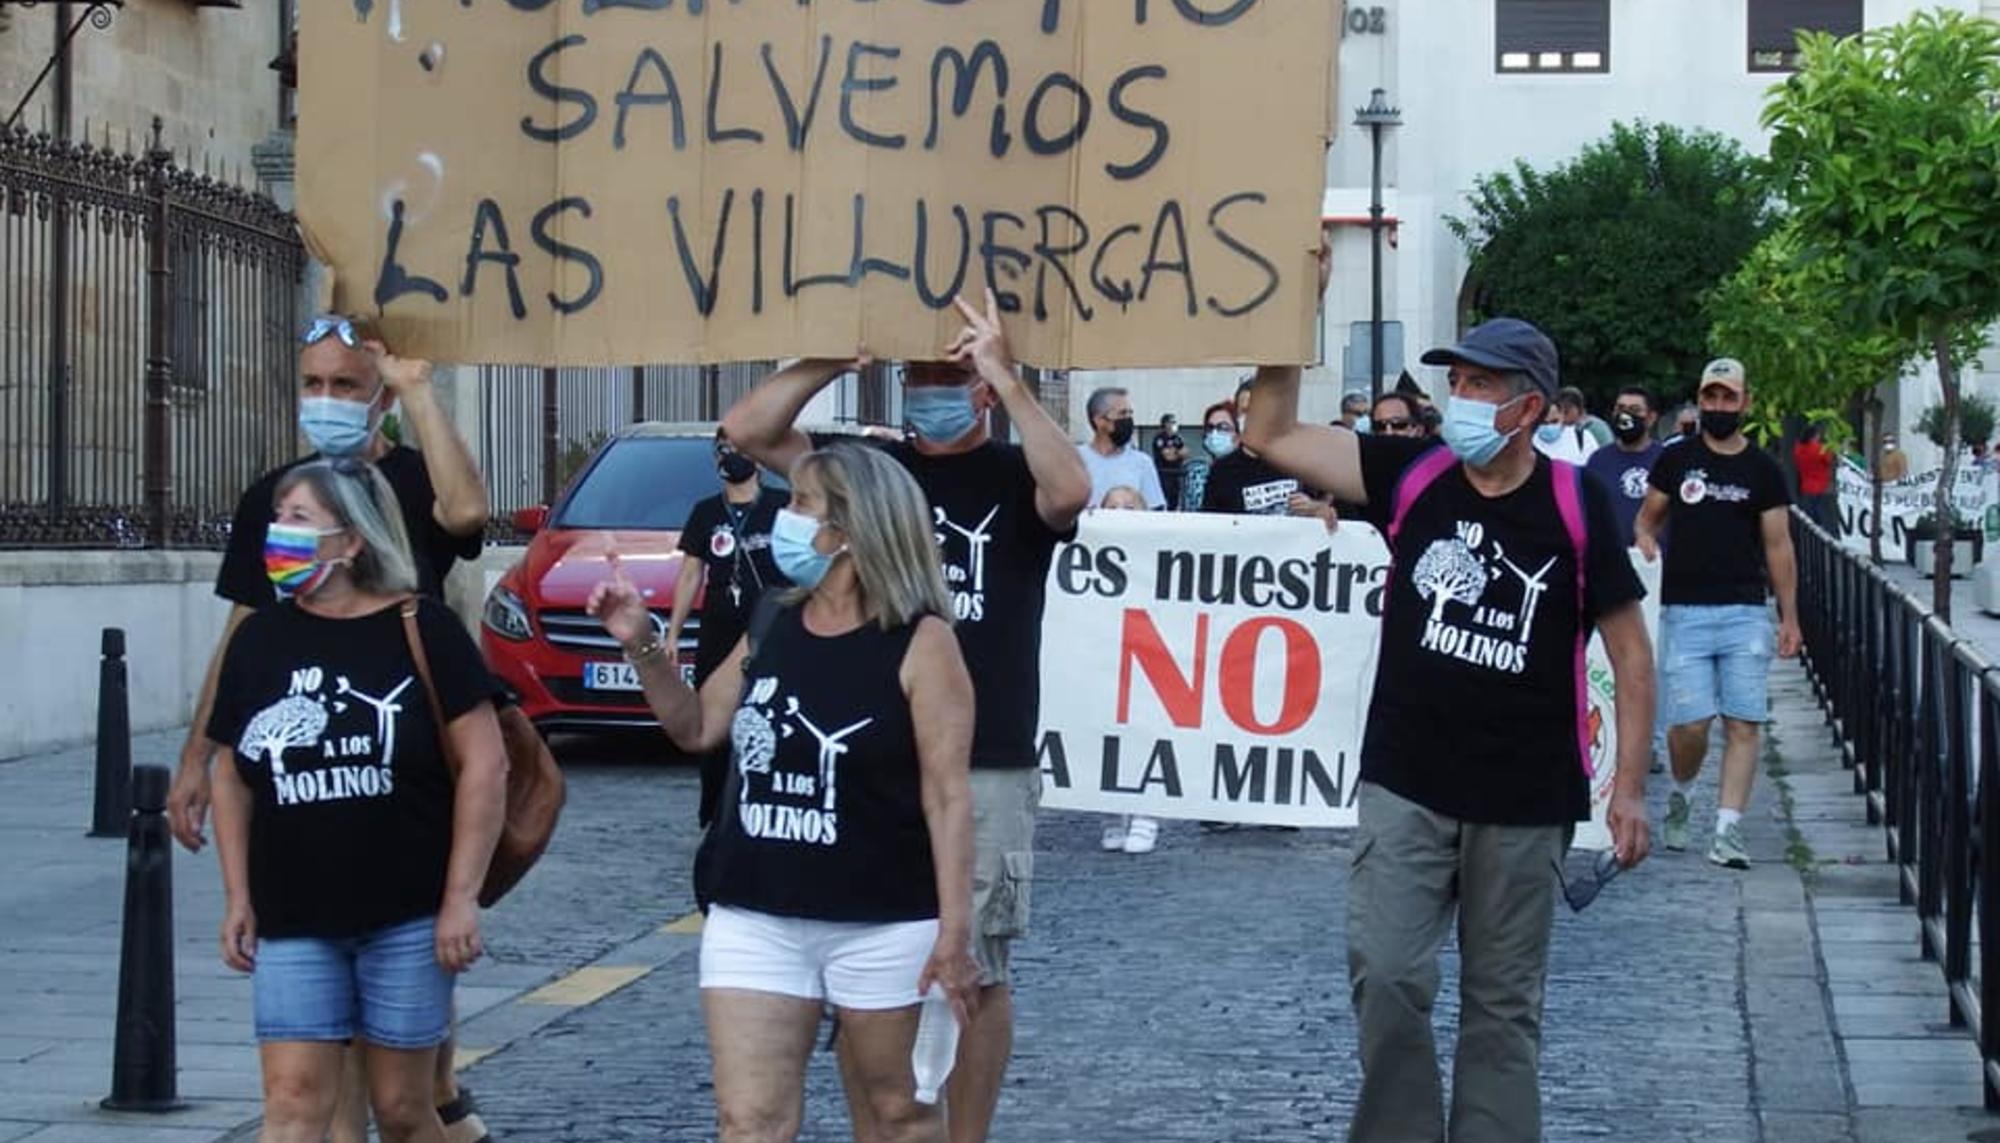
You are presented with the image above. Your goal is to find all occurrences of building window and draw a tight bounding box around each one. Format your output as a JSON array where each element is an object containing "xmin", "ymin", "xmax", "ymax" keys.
[
  {"xmin": 1748, "ymin": 0, "xmax": 1862, "ymax": 72},
  {"xmin": 1496, "ymin": 0, "xmax": 1609, "ymax": 73},
  {"xmin": 276, "ymin": 0, "xmax": 298, "ymax": 128}
]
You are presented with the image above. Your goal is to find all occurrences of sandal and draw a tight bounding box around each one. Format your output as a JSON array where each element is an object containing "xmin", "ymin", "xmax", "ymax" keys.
[{"xmin": 439, "ymin": 1088, "xmax": 494, "ymax": 1143}]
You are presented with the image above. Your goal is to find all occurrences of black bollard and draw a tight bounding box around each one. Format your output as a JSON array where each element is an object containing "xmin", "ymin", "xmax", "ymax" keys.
[
  {"xmin": 89, "ymin": 628, "xmax": 132, "ymax": 838},
  {"xmin": 102, "ymin": 764, "xmax": 185, "ymax": 1112}
]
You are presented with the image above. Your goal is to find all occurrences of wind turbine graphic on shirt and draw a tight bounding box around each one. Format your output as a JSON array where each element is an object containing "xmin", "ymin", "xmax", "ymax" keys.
[{"xmin": 938, "ymin": 506, "xmax": 1000, "ymax": 593}]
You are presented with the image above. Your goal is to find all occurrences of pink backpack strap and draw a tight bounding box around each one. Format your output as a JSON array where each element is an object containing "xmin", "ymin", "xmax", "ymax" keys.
[
  {"xmin": 1386, "ymin": 446, "xmax": 1459, "ymax": 549},
  {"xmin": 1548, "ymin": 460, "xmax": 1595, "ymax": 778}
]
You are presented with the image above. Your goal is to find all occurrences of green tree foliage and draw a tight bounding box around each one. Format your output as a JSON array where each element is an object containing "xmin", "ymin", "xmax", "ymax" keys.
[
  {"xmin": 1705, "ymin": 224, "xmax": 1917, "ymax": 450},
  {"xmin": 1917, "ymin": 393, "xmax": 1998, "ymax": 451},
  {"xmin": 1449, "ymin": 122, "xmax": 1773, "ymax": 408},
  {"xmin": 1762, "ymin": 9, "xmax": 2000, "ymax": 616}
]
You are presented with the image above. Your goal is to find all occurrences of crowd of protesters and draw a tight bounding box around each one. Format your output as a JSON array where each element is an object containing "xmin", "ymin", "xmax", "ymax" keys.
[{"xmin": 166, "ymin": 258, "xmax": 1844, "ymax": 1142}]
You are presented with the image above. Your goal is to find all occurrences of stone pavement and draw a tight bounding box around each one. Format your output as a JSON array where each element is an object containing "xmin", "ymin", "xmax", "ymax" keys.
[{"xmin": 5, "ymin": 662, "xmax": 2000, "ymax": 1141}]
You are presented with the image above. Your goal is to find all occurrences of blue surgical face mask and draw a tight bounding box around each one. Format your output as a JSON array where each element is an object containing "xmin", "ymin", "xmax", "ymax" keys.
[
  {"xmin": 1204, "ymin": 429, "xmax": 1237, "ymax": 458},
  {"xmin": 299, "ymin": 394, "xmax": 378, "ymax": 458},
  {"xmin": 904, "ymin": 384, "xmax": 980, "ymax": 444},
  {"xmin": 771, "ymin": 508, "xmax": 844, "ymax": 590},
  {"xmin": 1442, "ymin": 395, "xmax": 1526, "ymax": 467},
  {"xmin": 1353, "ymin": 415, "xmax": 1373, "ymax": 435},
  {"xmin": 1535, "ymin": 423, "xmax": 1564, "ymax": 445}
]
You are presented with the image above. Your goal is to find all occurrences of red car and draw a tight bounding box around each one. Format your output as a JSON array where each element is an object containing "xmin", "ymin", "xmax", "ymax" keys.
[{"xmin": 482, "ymin": 422, "xmax": 755, "ymax": 734}]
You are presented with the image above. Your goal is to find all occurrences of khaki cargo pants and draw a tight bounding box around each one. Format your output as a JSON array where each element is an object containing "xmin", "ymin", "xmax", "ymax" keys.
[{"xmin": 1346, "ymin": 782, "xmax": 1569, "ymax": 1143}]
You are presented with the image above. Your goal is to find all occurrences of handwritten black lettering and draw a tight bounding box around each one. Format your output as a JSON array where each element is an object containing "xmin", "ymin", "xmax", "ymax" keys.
[
  {"xmin": 521, "ymin": 35, "xmax": 598, "ymax": 144},
  {"xmin": 531, "ymin": 197, "xmax": 604, "ymax": 314},
  {"xmin": 667, "ymin": 190, "xmax": 736, "ymax": 317},
  {"xmin": 1206, "ymin": 192, "xmax": 1277, "ymax": 318},
  {"xmin": 760, "ymin": 37, "xmax": 833, "ymax": 151},
  {"xmin": 613, "ymin": 47, "xmax": 687, "ymax": 151},
  {"xmin": 913, "ymin": 199, "xmax": 972, "ymax": 309},
  {"xmin": 750, "ymin": 188, "xmax": 767, "ymax": 314},
  {"xmin": 706, "ymin": 40, "xmax": 765, "ymax": 144},
  {"xmin": 375, "ymin": 199, "xmax": 448, "ymax": 307},
  {"xmin": 783, "ymin": 192, "xmax": 853, "ymax": 295},
  {"xmin": 926, "ymin": 41, "xmax": 1010, "ymax": 155},
  {"xmin": 1090, "ymin": 222, "xmax": 1142, "ymax": 309},
  {"xmin": 840, "ymin": 41, "xmax": 907, "ymax": 150},
  {"xmin": 1139, "ymin": 200, "xmax": 1197, "ymax": 316},
  {"xmin": 1032, "ymin": 205, "xmax": 1093, "ymax": 321},
  {"xmin": 1105, "ymin": 65, "xmax": 1169, "ymax": 180},
  {"xmin": 980, "ymin": 210, "xmax": 1031, "ymax": 314},
  {"xmin": 463, "ymin": 198, "xmax": 528, "ymax": 319},
  {"xmin": 1023, "ymin": 72, "xmax": 1091, "ymax": 156},
  {"xmin": 1137, "ymin": 0, "xmax": 1260, "ymax": 25}
]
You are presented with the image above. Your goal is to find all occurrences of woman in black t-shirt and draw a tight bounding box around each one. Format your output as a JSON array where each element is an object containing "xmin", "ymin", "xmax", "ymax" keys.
[
  {"xmin": 589, "ymin": 441, "xmax": 978, "ymax": 1143},
  {"xmin": 206, "ymin": 460, "xmax": 506, "ymax": 1143}
]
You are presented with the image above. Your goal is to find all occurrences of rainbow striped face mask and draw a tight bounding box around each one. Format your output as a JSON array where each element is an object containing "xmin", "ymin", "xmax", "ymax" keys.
[{"xmin": 264, "ymin": 523, "xmax": 346, "ymax": 600}]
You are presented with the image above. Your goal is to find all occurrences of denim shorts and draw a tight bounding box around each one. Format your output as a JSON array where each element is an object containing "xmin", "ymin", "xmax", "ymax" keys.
[
  {"xmin": 1660, "ymin": 604, "xmax": 1774, "ymax": 726},
  {"xmin": 252, "ymin": 915, "xmax": 451, "ymax": 1049}
]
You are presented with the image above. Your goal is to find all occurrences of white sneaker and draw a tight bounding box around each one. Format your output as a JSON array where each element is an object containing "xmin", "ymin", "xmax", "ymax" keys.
[
  {"xmin": 1101, "ymin": 816, "xmax": 1129, "ymax": 852},
  {"xmin": 1123, "ymin": 816, "xmax": 1160, "ymax": 855}
]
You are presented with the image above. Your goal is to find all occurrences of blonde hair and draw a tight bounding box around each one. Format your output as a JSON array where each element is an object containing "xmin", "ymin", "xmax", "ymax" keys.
[
  {"xmin": 274, "ymin": 459, "xmax": 420, "ymax": 595},
  {"xmin": 790, "ymin": 442, "xmax": 952, "ymax": 629}
]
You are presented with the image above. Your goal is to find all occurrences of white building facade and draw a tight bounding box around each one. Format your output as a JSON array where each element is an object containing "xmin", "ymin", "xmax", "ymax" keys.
[{"xmin": 1075, "ymin": 0, "xmax": 2000, "ymax": 468}]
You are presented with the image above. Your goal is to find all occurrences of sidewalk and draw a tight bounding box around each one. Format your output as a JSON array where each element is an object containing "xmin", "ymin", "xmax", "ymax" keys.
[{"xmin": 1764, "ymin": 659, "xmax": 1996, "ymax": 1142}]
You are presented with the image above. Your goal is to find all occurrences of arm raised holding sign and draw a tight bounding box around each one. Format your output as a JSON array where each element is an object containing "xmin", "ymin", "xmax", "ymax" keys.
[{"xmin": 1240, "ymin": 243, "xmax": 1366, "ymax": 505}]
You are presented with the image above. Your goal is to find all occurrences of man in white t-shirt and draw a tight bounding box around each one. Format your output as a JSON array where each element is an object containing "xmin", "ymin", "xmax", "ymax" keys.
[
  {"xmin": 1535, "ymin": 386, "xmax": 1599, "ymax": 464},
  {"xmin": 1077, "ymin": 386, "xmax": 1167, "ymax": 509}
]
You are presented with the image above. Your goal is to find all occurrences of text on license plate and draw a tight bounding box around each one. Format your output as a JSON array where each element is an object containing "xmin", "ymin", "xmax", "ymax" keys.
[{"xmin": 583, "ymin": 661, "xmax": 694, "ymax": 691}]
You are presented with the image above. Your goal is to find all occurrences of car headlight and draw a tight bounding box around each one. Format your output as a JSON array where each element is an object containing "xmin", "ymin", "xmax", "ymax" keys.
[{"xmin": 483, "ymin": 585, "xmax": 532, "ymax": 641}]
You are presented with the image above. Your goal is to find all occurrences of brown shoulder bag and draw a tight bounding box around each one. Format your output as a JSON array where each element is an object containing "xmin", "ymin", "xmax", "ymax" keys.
[{"xmin": 401, "ymin": 602, "xmax": 566, "ymax": 907}]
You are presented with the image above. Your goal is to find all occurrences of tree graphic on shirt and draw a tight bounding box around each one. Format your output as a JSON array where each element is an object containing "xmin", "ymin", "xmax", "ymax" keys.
[
  {"xmin": 238, "ymin": 695, "xmax": 328, "ymax": 777},
  {"xmin": 1413, "ymin": 538, "xmax": 1491, "ymax": 622}
]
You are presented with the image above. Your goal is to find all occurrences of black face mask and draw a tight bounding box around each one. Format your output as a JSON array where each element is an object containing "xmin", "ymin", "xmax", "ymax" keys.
[
  {"xmin": 1612, "ymin": 412, "xmax": 1647, "ymax": 444},
  {"xmin": 718, "ymin": 452, "xmax": 757, "ymax": 484},
  {"xmin": 1700, "ymin": 410, "xmax": 1743, "ymax": 440},
  {"xmin": 1109, "ymin": 416, "xmax": 1136, "ymax": 448}
]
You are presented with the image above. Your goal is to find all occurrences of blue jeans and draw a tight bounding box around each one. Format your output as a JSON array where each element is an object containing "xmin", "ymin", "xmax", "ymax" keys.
[
  {"xmin": 253, "ymin": 915, "xmax": 451, "ymax": 1048},
  {"xmin": 1660, "ymin": 605, "xmax": 1774, "ymax": 726}
]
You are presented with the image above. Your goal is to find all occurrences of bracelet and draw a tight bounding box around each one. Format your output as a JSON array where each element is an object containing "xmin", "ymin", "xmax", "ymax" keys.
[{"xmin": 622, "ymin": 636, "xmax": 667, "ymax": 665}]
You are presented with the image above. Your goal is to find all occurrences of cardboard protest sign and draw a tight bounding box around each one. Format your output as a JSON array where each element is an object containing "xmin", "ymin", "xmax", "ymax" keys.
[
  {"xmin": 298, "ymin": 1, "xmax": 1336, "ymax": 369},
  {"xmin": 1036, "ymin": 511, "xmax": 1640, "ymax": 848}
]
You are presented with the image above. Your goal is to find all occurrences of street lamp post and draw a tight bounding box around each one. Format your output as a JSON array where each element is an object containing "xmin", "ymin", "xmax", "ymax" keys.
[{"xmin": 1354, "ymin": 88, "xmax": 1402, "ymax": 401}]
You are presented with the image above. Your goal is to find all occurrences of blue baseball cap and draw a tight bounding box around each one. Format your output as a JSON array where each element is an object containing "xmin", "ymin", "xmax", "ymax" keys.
[{"xmin": 1419, "ymin": 318, "xmax": 1560, "ymax": 398}]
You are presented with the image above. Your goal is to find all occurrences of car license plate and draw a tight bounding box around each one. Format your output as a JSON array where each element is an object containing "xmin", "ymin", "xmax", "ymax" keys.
[
  {"xmin": 582, "ymin": 661, "xmax": 694, "ymax": 691},
  {"xmin": 583, "ymin": 662, "xmax": 639, "ymax": 691}
]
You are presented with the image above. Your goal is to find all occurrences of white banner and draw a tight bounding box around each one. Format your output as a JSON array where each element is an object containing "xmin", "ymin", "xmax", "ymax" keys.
[
  {"xmin": 1037, "ymin": 511, "xmax": 1654, "ymax": 848},
  {"xmin": 1834, "ymin": 456, "xmax": 2000, "ymax": 555}
]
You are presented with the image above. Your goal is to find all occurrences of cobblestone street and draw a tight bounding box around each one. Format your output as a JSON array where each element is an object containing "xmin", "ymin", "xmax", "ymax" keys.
[{"xmin": 461, "ymin": 773, "xmax": 1764, "ymax": 1142}]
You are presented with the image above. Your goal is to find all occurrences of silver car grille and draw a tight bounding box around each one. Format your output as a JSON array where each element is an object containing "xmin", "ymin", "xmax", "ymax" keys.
[{"xmin": 537, "ymin": 609, "xmax": 698, "ymax": 656}]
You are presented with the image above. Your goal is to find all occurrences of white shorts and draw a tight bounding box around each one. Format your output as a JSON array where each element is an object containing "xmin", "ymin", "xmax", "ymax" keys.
[{"xmin": 699, "ymin": 905, "xmax": 937, "ymax": 1010}]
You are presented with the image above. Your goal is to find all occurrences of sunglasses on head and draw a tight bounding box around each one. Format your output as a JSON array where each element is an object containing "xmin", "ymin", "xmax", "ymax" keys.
[
  {"xmin": 1553, "ymin": 849, "xmax": 1625, "ymax": 913},
  {"xmin": 301, "ymin": 316, "xmax": 363, "ymax": 349}
]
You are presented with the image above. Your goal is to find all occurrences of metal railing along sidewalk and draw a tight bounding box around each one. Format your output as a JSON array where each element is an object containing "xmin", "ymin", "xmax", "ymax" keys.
[{"xmin": 1793, "ymin": 509, "xmax": 2000, "ymax": 1108}]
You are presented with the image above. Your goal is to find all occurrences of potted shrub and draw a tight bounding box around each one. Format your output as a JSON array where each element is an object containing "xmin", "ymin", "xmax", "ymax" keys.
[
  {"xmin": 1916, "ymin": 392, "xmax": 1999, "ymax": 455},
  {"xmin": 1906, "ymin": 507, "xmax": 1985, "ymax": 577}
]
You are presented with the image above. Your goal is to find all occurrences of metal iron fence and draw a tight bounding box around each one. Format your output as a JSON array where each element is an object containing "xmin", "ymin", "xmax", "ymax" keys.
[
  {"xmin": 0, "ymin": 118, "xmax": 303, "ymax": 549},
  {"xmin": 1793, "ymin": 510, "xmax": 2000, "ymax": 1108}
]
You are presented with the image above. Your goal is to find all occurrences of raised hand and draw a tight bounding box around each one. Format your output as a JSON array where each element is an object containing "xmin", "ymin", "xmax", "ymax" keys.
[
  {"xmin": 586, "ymin": 542, "xmax": 654, "ymax": 648},
  {"xmin": 947, "ymin": 289, "xmax": 1017, "ymax": 386},
  {"xmin": 364, "ymin": 341, "xmax": 434, "ymax": 396}
]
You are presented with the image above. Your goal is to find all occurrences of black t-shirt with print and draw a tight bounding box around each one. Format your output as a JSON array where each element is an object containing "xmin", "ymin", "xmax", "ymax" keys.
[
  {"xmin": 677, "ymin": 486, "xmax": 790, "ymax": 684},
  {"xmin": 215, "ymin": 447, "xmax": 484, "ymax": 608},
  {"xmin": 886, "ymin": 440, "xmax": 1070, "ymax": 769},
  {"xmin": 1358, "ymin": 436, "xmax": 1645, "ymax": 825},
  {"xmin": 206, "ymin": 598, "xmax": 493, "ymax": 939},
  {"xmin": 704, "ymin": 605, "xmax": 936, "ymax": 922},
  {"xmin": 1199, "ymin": 449, "xmax": 1324, "ymax": 515},
  {"xmin": 1648, "ymin": 438, "xmax": 1789, "ymax": 606}
]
